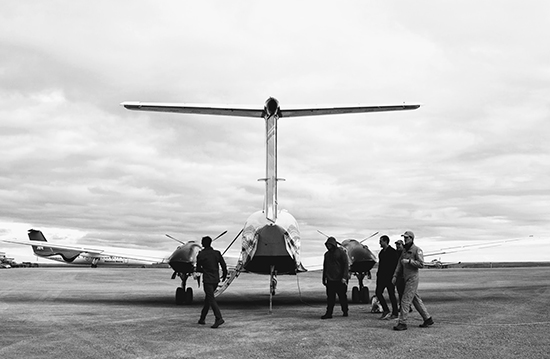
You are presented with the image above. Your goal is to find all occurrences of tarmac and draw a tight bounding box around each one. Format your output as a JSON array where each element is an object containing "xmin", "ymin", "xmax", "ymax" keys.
[{"xmin": 1, "ymin": 266, "xmax": 549, "ymax": 359}]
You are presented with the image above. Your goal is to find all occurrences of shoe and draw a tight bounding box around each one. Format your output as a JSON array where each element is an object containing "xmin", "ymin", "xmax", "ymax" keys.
[
  {"xmin": 419, "ymin": 317, "xmax": 434, "ymax": 328},
  {"xmin": 321, "ymin": 314, "xmax": 333, "ymax": 319},
  {"xmin": 211, "ymin": 318, "xmax": 225, "ymax": 328},
  {"xmin": 197, "ymin": 319, "xmax": 205, "ymax": 325},
  {"xmin": 379, "ymin": 311, "xmax": 391, "ymax": 320},
  {"xmin": 343, "ymin": 311, "xmax": 348, "ymax": 317},
  {"xmin": 390, "ymin": 314, "xmax": 399, "ymax": 319},
  {"xmin": 393, "ymin": 323, "xmax": 407, "ymax": 331}
]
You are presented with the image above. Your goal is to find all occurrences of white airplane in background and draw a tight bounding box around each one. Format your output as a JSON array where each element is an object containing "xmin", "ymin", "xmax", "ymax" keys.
[
  {"xmin": 423, "ymin": 258, "xmax": 461, "ymax": 268},
  {"xmin": 2, "ymin": 229, "xmax": 169, "ymax": 267},
  {"xmin": 121, "ymin": 97, "xmax": 420, "ymax": 310}
]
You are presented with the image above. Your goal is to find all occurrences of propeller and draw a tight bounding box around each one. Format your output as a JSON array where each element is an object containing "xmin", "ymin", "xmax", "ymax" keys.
[
  {"xmin": 165, "ymin": 230, "xmax": 227, "ymax": 246},
  {"xmin": 318, "ymin": 229, "xmax": 379, "ymax": 246}
]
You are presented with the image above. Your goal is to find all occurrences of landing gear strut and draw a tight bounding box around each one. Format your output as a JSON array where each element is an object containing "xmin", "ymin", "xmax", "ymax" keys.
[
  {"xmin": 174, "ymin": 273, "xmax": 194, "ymax": 305},
  {"xmin": 351, "ymin": 271, "xmax": 370, "ymax": 303},
  {"xmin": 269, "ymin": 265, "xmax": 277, "ymax": 314}
]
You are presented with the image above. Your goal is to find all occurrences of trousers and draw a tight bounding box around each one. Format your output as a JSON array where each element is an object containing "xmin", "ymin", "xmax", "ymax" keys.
[
  {"xmin": 200, "ymin": 283, "xmax": 222, "ymax": 321},
  {"xmin": 375, "ymin": 278, "xmax": 398, "ymax": 315},
  {"xmin": 325, "ymin": 281, "xmax": 348, "ymax": 315},
  {"xmin": 398, "ymin": 275, "xmax": 430, "ymax": 325}
]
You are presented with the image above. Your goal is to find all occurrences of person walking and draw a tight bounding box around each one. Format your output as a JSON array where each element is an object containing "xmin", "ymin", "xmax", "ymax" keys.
[
  {"xmin": 321, "ymin": 237, "xmax": 349, "ymax": 319},
  {"xmin": 391, "ymin": 231, "xmax": 434, "ymax": 331},
  {"xmin": 394, "ymin": 239, "xmax": 406, "ymax": 306},
  {"xmin": 196, "ymin": 236, "xmax": 228, "ymax": 328},
  {"xmin": 375, "ymin": 235, "xmax": 399, "ymax": 320}
]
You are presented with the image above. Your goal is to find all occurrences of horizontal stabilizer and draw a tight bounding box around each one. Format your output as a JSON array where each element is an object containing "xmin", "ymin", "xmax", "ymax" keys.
[
  {"xmin": 121, "ymin": 101, "xmax": 420, "ymax": 119},
  {"xmin": 121, "ymin": 102, "xmax": 263, "ymax": 118}
]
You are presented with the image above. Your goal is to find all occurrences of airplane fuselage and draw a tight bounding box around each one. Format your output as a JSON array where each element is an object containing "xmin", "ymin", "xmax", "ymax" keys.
[
  {"xmin": 35, "ymin": 252, "xmax": 154, "ymax": 266},
  {"xmin": 240, "ymin": 210, "xmax": 303, "ymax": 274}
]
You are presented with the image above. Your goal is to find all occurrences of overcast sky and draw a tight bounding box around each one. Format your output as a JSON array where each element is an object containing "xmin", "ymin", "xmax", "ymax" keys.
[{"xmin": 1, "ymin": 1, "xmax": 549, "ymax": 263}]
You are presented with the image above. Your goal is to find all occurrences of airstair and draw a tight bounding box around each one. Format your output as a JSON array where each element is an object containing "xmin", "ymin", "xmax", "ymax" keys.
[{"xmin": 214, "ymin": 262, "xmax": 243, "ymax": 297}]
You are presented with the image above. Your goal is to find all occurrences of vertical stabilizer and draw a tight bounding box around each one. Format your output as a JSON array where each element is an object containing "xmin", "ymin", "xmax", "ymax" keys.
[
  {"xmin": 263, "ymin": 98, "xmax": 280, "ymax": 223},
  {"xmin": 28, "ymin": 229, "xmax": 53, "ymax": 256}
]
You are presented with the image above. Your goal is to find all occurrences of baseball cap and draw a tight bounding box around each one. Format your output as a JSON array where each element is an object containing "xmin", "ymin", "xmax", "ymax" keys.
[{"xmin": 401, "ymin": 231, "xmax": 415, "ymax": 240}]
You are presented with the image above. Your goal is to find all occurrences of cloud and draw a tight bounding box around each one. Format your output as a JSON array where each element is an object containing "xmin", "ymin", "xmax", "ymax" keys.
[{"xmin": 1, "ymin": 1, "xmax": 550, "ymax": 263}]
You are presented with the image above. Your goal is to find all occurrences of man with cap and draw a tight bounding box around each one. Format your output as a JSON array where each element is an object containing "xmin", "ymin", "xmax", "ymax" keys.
[
  {"xmin": 196, "ymin": 236, "xmax": 228, "ymax": 328},
  {"xmin": 391, "ymin": 231, "xmax": 434, "ymax": 331},
  {"xmin": 321, "ymin": 236, "xmax": 349, "ymax": 319}
]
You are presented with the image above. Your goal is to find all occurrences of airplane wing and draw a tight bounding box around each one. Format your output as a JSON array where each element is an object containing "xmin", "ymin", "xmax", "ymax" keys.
[
  {"xmin": 120, "ymin": 102, "xmax": 420, "ymax": 118},
  {"xmin": 423, "ymin": 238, "xmax": 522, "ymax": 258},
  {"xmin": 1, "ymin": 239, "xmax": 168, "ymax": 264}
]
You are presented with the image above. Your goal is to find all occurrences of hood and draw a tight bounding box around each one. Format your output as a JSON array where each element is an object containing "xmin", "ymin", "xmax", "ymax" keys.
[{"xmin": 325, "ymin": 237, "xmax": 338, "ymax": 248}]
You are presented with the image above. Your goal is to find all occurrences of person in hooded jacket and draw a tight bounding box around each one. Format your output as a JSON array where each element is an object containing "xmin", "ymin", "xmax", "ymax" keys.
[{"xmin": 321, "ymin": 236, "xmax": 349, "ymax": 319}]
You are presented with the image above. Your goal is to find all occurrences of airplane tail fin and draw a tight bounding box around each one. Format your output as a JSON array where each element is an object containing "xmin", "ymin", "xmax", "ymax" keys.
[{"xmin": 28, "ymin": 229, "xmax": 54, "ymax": 255}]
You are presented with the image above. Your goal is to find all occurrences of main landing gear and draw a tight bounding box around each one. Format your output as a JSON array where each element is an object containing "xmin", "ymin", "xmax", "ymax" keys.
[
  {"xmin": 351, "ymin": 271, "xmax": 370, "ymax": 303},
  {"xmin": 269, "ymin": 265, "xmax": 277, "ymax": 314},
  {"xmin": 173, "ymin": 272, "xmax": 194, "ymax": 305}
]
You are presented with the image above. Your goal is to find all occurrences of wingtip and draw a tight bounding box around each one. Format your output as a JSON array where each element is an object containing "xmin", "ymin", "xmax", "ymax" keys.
[{"xmin": 120, "ymin": 101, "xmax": 141, "ymax": 110}]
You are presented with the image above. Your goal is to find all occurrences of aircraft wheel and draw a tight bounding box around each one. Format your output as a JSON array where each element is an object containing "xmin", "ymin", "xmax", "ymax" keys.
[
  {"xmin": 175, "ymin": 287, "xmax": 185, "ymax": 305},
  {"xmin": 360, "ymin": 287, "xmax": 370, "ymax": 303},
  {"xmin": 351, "ymin": 286, "xmax": 360, "ymax": 303},
  {"xmin": 184, "ymin": 287, "xmax": 193, "ymax": 304}
]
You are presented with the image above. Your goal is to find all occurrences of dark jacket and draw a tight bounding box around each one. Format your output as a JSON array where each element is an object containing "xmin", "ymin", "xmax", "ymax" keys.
[
  {"xmin": 196, "ymin": 247, "xmax": 227, "ymax": 284},
  {"xmin": 323, "ymin": 237, "xmax": 349, "ymax": 283},
  {"xmin": 377, "ymin": 246, "xmax": 398, "ymax": 281}
]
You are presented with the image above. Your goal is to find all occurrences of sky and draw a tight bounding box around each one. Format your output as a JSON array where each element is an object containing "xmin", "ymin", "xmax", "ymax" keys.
[{"xmin": 1, "ymin": 1, "xmax": 549, "ymax": 263}]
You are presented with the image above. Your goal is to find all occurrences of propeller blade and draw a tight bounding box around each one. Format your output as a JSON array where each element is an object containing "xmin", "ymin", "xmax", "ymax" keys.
[
  {"xmin": 359, "ymin": 231, "xmax": 379, "ymax": 244},
  {"xmin": 222, "ymin": 228, "xmax": 244, "ymax": 256},
  {"xmin": 165, "ymin": 234, "xmax": 186, "ymax": 245},
  {"xmin": 317, "ymin": 230, "xmax": 342, "ymax": 246},
  {"xmin": 317, "ymin": 230, "xmax": 330, "ymax": 238},
  {"xmin": 213, "ymin": 230, "xmax": 228, "ymax": 241}
]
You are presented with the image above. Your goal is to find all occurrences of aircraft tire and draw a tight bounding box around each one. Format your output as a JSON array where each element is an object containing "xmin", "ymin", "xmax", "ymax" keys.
[
  {"xmin": 351, "ymin": 286, "xmax": 360, "ymax": 303},
  {"xmin": 360, "ymin": 287, "xmax": 369, "ymax": 303},
  {"xmin": 175, "ymin": 287, "xmax": 185, "ymax": 305},
  {"xmin": 185, "ymin": 287, "xmax": 193, "ymax": 304}
]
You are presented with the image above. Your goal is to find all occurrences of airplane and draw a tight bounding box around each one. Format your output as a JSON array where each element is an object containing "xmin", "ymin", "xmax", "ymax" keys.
[
  {"xmin": 122, "ymin": 97, "xmax": 420, "ymax": 309},
  {"xmin": 423, "ymin": 258, "xmax": 461, "ymax": 269},
  {"xmin": 2, "ymin": 229, "xmax": 172, "ymax": 267}
]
